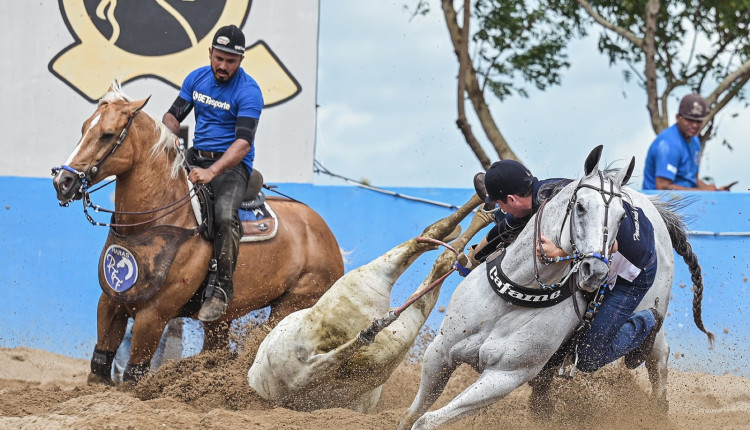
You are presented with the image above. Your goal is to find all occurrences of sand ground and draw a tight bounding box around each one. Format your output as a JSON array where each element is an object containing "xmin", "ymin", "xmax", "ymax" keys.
[{"xmin": 2, "ymin": 335, "xmax": 749, "ymax": 430}]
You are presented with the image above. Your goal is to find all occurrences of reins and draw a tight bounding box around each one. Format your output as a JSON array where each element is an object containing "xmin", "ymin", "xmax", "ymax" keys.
[{"xmin": 79, "ymin": 183, "xmax": 200, "ymax": 229}]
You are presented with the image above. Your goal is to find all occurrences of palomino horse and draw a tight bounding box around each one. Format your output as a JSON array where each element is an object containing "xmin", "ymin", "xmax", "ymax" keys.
[
  {"xmin": 248, "ymin": 194, "xmax": 494, "ymax": 412},
  {"xmin": 398, "ymin": 147, "xmax": 714, "ymax": 430},
  {"xmin": 52, "ymin": 81, "xmax": 344, "ymax": 383}
]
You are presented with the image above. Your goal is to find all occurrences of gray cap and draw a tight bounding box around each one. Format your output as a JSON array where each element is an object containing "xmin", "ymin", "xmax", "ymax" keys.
[{"xmin": 678, "ymin": 94, "xmax": 707, "ymax": 121}]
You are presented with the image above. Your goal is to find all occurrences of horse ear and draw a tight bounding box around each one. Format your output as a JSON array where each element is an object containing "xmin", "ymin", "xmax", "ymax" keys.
[
  {"xmin": 615, "ymin": 157, "xmax": 636, "ymax": 187},
  {"xmin": 130, "ymin": 96, "xmax": 151, "ymax": 115},
  {"xmin": 584, "ymin": 145, "xmax": 603, "ymax": 176}
]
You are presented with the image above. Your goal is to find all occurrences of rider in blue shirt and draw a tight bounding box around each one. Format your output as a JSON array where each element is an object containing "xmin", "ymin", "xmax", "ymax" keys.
[{"xmin": 163, "ymin": 25, "xmax": 264, "ymax": 322}]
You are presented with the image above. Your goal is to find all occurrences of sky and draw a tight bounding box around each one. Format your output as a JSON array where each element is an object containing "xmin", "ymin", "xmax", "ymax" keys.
[{"xmin": 314, "ymin": 1, "xmax": 749, "ymax": 192}]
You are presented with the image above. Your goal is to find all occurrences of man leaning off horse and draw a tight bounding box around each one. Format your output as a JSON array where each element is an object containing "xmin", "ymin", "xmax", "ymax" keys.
[
  {"xmin": 162, "ymin": 24, "xmax": 264, "ymax": 322},
  {"xmin": 465, "ymin": 160, "xmax": 662, "ymax": 372}
]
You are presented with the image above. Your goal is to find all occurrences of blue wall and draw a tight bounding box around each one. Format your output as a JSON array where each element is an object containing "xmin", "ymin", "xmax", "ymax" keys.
[{"xmin": 1, "ymin": 176, "xmax": 748, "ymax": 377}]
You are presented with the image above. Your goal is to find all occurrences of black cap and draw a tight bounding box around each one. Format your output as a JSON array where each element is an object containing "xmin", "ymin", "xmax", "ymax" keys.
[
  {"xmin": 484, "ymin": 160, "xmax": 534, "ymax": 203},
  {"xmin": 212, "ymin": 25, "xmax": 246, "ymax": 55},
  {"xmin": 678, "ymin": 94, "xmax": 707, "ymax": 121}
]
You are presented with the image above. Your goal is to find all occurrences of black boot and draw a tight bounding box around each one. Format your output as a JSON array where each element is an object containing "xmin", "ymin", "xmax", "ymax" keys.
[
  {"xmin": 198, "ymin": 259, "xmax": 230, "ymax": 322},
  {"xmin": 473, "ymin": 172, "xmax": 495, "ymax": 211}
]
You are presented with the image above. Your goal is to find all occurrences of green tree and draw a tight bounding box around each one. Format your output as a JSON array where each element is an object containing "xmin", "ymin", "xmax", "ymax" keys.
[
  {"xmin": 564, "ymin": 0, "xmax": 750, "ymax": 148},
  {"xmin": 415, "ymin": 0, "xmax": 750, "ymax": 166}
]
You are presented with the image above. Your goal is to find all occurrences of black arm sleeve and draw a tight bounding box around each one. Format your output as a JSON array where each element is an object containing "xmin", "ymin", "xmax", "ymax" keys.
[
  {"xmin": 166, "ymin": 96, "xmax": 193, "ymax": 122},
  {"xmin": 236, "ymin": 116, "xmax": 259, "ymax": 143}
]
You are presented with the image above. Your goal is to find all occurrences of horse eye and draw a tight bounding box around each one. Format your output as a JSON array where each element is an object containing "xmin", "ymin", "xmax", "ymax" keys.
[
  {"xmin": 100, "ymin": 132, "xmax": 115, "ymax": 141},
  {"xmin": 576, "ymin": 202, "xmax": 586, "ymax": 214}
]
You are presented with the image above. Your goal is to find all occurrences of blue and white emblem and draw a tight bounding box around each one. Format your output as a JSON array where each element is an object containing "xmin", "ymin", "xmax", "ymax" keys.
[{"xmin": 103, "ymin": 245, "xmax": 139, "ymax": 292}]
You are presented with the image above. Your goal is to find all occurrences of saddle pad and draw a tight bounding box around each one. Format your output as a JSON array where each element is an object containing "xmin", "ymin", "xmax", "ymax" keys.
[
  {"xmin": 486, "ymin": 251, "xmax": 572, "ymax": 308},
  {"xmin": 240, "ymin": 202, "xmax": 278, "ymax": 242}
]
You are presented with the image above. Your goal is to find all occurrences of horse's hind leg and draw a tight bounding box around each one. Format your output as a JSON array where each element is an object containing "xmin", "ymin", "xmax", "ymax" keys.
[
  {"xmin": 646, "ymin": 330, "xmax": 670, "ymax": 411},
  {"xmin": 528, "ymin": 367, "xmax": 556, "ymax": 419},
  {"xmin": 89, "ymin": 295, "xmax": 128, "ymax": 384}
]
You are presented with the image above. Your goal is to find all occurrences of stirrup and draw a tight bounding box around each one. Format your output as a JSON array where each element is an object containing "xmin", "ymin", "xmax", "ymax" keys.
[{"xmin": 198, "ymin": 286, "xmax": 228, "ymax": 322}]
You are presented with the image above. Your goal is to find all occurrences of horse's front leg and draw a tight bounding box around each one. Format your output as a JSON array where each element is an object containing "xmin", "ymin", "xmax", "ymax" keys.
[
  {"xmin": 89, "ymin": 294, "xmax": 128, "ymax": 384},
  {"xmin": 398, "ymin": 333, "xmax": 459, "ymax": 430},
  {"xmin": 412, "ymin": 367, "xmax": 540, "ymax": 430},
  {"xmin": 124, "ymin": 312, "xmax": 170, "ymax": 382}
]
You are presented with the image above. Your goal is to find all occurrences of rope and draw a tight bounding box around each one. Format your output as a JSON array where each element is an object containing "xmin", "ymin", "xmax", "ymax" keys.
[
  {"xmin": 315, "ymin": 159, "xmax": 749, "ymax": 237},
  {"xmin": 314, "ymin": 159, "xmax": 460, "ymax": 210},
  {"xmin": 355, "ymin": 236, "xmax": 459, "ymax": 345}
]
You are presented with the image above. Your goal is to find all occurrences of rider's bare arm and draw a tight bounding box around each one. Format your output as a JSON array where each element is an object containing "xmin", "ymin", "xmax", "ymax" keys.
[{"xmin": 188, "ymin": 138, "xmax": 252, "ymax": 184}]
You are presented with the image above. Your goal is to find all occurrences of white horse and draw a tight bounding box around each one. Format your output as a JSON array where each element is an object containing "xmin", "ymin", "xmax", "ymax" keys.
[
  {"xmin": 247, "ymin": 194, "xmax": 494, "ymax": 412},
  {"xmin": 398, "ymin": 147, "xmax": 714, "ymax": 430}
]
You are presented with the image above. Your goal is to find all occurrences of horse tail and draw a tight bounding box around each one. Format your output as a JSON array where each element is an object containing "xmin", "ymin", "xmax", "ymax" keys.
[{"xmin": 652, "ymin": 196, "xmax": 715, "ymax": 348}]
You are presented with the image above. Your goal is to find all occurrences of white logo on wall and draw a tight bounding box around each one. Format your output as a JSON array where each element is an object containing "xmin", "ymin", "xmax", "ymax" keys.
[{"xmin": 103, "ymin": 245, "xmax": 139, "ymax": 292}]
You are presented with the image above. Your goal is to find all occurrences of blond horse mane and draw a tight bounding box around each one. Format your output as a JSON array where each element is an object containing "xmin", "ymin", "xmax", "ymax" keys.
[{"xmin": 99, "ymin": 79, "xmax": 185, "ymax": 179}]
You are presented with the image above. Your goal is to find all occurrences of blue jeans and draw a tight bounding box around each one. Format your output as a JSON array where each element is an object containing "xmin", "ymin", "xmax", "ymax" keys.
[{"xmin": 576, "ymin": 257, "xmax": 658, "ymax": 372}]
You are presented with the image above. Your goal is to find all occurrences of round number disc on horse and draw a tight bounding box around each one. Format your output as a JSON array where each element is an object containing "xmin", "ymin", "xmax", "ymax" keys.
[{"xmin": 52, "ymin": 80, "xmax": 344, "ymax": 383}]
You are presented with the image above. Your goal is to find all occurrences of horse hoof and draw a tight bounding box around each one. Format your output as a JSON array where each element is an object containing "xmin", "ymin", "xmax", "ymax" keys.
[{"xmin": 86, "ymin": 373, "xmax": 113, "ymax": 386}]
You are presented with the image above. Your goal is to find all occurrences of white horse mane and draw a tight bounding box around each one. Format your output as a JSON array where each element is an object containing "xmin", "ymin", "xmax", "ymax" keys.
[{"xmin": 99, "ymin": 79, "xmax": 185, "ymax": 179}]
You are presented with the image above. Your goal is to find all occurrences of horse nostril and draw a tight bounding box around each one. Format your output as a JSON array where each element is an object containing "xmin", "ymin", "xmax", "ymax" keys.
[{"xmin": 580, "ymin": 261, "xmax": 591, "ymax": 279}]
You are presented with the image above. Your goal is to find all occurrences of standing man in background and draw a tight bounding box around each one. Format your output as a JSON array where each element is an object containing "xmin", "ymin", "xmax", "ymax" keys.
[
  {"xmin": 642, "ymin": 94, "xmax": 732, "ymax": 191},
  {"xmin": 163, "ymin": 24, "xmax": 264, "ymax": 322}
]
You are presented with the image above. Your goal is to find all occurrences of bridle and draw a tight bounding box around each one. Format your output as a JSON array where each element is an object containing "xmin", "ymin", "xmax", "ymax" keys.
[
  {"xmin": 533, "ymin": 171, "xmax": 622, "ymax": 326},
  {"xmin": 52, "ymin": 108, "xmax": 200, "ymax": 230},
  {"xmin": 52, "ymin": 109, "xmax": 140, "ymax": 195}
]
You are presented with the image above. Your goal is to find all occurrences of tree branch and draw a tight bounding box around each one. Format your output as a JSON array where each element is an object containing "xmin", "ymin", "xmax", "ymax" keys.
[
  {"xmin": 455, "ymin": 0, "xmax": 491, "ymax": 169},
  {"xmin": 576, "ymin": 0, "xmax": 644, "ymax": 48},
  {"xmin": 441, "ymin": 0, "xmax": 518, "ymax": 164},
  {"xmin": 642, "ymin": 0, "xmax": 663, "ymax": 132}
]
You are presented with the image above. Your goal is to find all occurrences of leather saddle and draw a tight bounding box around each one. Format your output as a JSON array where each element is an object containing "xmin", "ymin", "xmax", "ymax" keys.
[{"xmin": 196, "ymin": 168, "xmax": 278, "ymax": 242}]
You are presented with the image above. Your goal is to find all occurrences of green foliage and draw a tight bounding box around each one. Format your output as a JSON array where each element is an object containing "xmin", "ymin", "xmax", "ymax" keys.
[
  {"xmin": 471, "ymin": 0, "xmax": 582, "ymax": 100},
  {"xmin": 558, "ymin": 0, "xmax": 750, "ymax": 100}
]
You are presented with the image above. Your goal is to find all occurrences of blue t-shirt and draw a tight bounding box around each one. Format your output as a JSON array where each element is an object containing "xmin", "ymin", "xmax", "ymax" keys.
[
  {"xmin": 642, "ymin": 124, "xmax": 701, "ymax": 189},
  {"xmin": 178, "ymin": 65, "xmax": 263, "ymax": 173}
]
